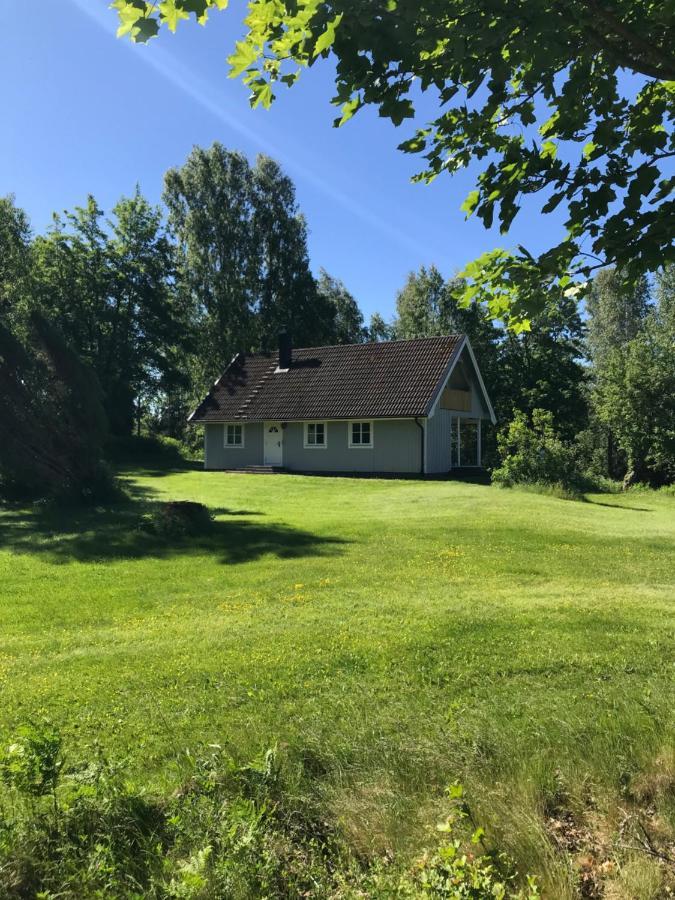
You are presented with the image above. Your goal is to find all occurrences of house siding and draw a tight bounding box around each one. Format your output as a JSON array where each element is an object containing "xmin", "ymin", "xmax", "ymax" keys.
[
  {"xmin": 204, "ymin": 422, "xmax": 264, "ymax": 469},
  {"xmin": 283, "ymin": 419, "xmax": 422, "ymax": 473},
  {"xmin": 426, "ymin": 409, "xmax": 453, "ymax": 474}
]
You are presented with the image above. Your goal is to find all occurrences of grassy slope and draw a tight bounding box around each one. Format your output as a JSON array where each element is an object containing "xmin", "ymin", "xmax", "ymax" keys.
[{"xmin": 1, "ymin": 469, "xmax": 674, "ymax": 895}]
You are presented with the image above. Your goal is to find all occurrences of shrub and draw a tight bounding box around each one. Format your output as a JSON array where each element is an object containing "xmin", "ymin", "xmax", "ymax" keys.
[
  {"xmin": 105, "ymin": 434, "xmax": 193, "ymax": 467},
  {"xmin": 0, "ymin": 723, "xmax": 62, "ymax": 800},
  {"xmin": 492, "ymin": 410, "xmax": 582, "ymax": 491},
  {"xmin": 140, "ymin": 500, "xmax": 213, "ymax": 538},
  {"xmin": 0, "ymin": 736, "xmax": 342, "ymax": 899},
  {"xmin": 0, "ymin": 732, "xmax": 540, "ymax": 900}
]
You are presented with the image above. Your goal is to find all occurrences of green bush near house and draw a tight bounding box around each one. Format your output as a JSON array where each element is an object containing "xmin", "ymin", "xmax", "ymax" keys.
[{"xmin": 492, "ymin": 409, "xmax": 583, "ymax": 492}]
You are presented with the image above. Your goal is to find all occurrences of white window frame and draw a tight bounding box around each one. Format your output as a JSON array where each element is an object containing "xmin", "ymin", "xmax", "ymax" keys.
[
  {"xmin": 348, "ymin": 420, "xmax": 374, "ymax": 449},
  {"xmin": 303, "ymin": 422, "xmax": 328, "ymax": 449},
  {"xmin": 224, "ymin": 422, "xmax": 245, "ymax": 448}
]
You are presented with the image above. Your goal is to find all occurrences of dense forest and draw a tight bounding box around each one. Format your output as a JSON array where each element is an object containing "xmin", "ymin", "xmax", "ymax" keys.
[{"xmin": 1, "ymin": 142, "xmax": 673, "ymax": 500}]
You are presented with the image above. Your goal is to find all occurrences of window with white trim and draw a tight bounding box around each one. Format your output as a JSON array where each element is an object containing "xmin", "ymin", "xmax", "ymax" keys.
[
  {"xmin": 304, "ymin": 422, "xmax": 327, "ymax": 448},
  {"xmin": 349, "ymin": 420, "xmax": 373, "ymax": 448},
  {"xmin": 225, "ymin": 423, "xmax": 244, "ymax": 447}
]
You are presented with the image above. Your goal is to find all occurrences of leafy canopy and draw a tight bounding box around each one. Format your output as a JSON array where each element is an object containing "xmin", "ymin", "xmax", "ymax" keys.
[
  {"xmin": 591, "ymin": 266, "xmax": 675, "ymax": 484},
  {"xmin": 112, "ymin": 0, "xmax": 675, "ymax": 326}
]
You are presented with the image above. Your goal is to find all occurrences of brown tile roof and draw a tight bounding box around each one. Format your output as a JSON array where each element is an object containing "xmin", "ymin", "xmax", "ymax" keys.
[{"xmin": 189, "ymin": 335, "xmax": 465, "ymax": 423}]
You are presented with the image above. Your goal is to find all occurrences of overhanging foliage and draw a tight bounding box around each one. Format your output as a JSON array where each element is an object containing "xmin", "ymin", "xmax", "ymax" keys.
[{"xmin": 112, "ymin": 0, "xmax": 675, "ymax": 325}]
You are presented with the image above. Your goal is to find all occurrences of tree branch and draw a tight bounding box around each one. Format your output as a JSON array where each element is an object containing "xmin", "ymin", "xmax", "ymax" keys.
[{"xmin": 582, "ymin": 0, "xmax": 675, "ymax": 80}]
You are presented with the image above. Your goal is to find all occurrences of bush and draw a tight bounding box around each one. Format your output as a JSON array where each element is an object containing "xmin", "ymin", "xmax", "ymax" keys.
[
  {"xmin": 0, "ymin": 733, "xmax": 344, "ymax": 899},
  {"xmin": 140, "ymin": 501, "xmax": 213, "ymax": 538},
  {"xmin": 492, "ymin": 410, "xmax": 582, "ymax": 491},
  {"xmin": 0, "ymin": 723, "xmax": 62, "ymax": 800},
  {"xmin": 364, "ymin": 783, "xmax": 540, "ymax": 899},
  {"xmin": 105, "ymin": 434, "xmax": 194, "ymax": 467}
]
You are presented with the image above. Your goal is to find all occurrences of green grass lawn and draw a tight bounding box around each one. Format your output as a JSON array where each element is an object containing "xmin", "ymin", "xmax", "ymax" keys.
[{"xmin": 1, "ymin": 468, "xmax": 674, "ymax": 897}]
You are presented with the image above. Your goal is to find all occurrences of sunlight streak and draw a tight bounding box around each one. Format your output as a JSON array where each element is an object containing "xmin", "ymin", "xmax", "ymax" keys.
[{"xmin": 66, "ymin": 0, "xmax": 433, "ymax": 259}]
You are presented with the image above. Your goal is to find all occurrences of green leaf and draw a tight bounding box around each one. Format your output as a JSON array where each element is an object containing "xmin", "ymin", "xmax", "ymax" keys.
[
  {"xmin": 250, "ymin": 80, "xmax": 273, "ymax": 109},
  {"xmin": 159, "ymin": 0, "xmax": 190, "ymax": 31},
  {"xmin": 313, "ymin": 14, "xmax": 342, "ymax": 57},
  {"xmin": 228, "ymin": 40, "xmax": 259, "ymax": 78},
  {"xmin": 133, "ymin": 16, "xmax": 160, "ymax": 41},
  {"xmin": 540, "ymin": 140, "xmax": 557, "ymax": 160},
  {"xmin": 582, "ymin": 141, "xmax": 597, "ymax": 159},
  {"xmin": 398, "ymin": 135, "xmax": 427, "ymax": 153},
  {"xmin": 182, "ymin": 0, "xmax": 212, "ymax": 23},
  {"xmin": 115, "ymin": 2, "xmax": 146, "ymax": 38},
  {"xmin": 461, "ymin": 190, "xmax": 480, "ymax": 217},
  {"xmin": 335, "ymin": 95, "xmax": 361, "ymax": 126},
  {"xmin": 447, "ymin": 782, "xmax": 464, "ymax": 800},
  {"xmin": 379, "ymin": 97, "xmax": 414, "ymax": 126}
]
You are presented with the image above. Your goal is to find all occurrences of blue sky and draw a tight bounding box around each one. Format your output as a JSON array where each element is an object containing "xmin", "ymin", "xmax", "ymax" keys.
[{"xmin": 2, "ymin": 1, "xmax": 567, "ymax": 320}]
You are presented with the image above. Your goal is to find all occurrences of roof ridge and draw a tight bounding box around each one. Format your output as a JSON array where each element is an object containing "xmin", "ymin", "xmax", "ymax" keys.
[
  {"xmin": 242, "ymin": 334, "xmax": 465, "ymax": 358},
  {"xmin": 296, "ymin": 334, "xmax": 463, "ymax": 352}
]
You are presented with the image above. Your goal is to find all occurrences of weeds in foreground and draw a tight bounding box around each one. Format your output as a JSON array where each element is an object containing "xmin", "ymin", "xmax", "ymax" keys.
[{"xmin": 0, "ymin": 725, "xmax": 541, "ymax": 899}]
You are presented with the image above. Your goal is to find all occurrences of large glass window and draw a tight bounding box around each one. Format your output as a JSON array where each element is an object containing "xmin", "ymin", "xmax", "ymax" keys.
[
  {"xmin": 304, "ymin": 422, "xmax": 326, "ymax": 448},
  {"xmin": 460, "ymin": 420, "xmax": 479, "ymax": 466},
  {"xmin": 450, "ymin": 418, "xmax": 480, "ymax": 466},
  {"xmin": 349, "ymin": 421, "xmax": 373, "ymax": 448},
  {"xmin": 225, "ymin": 423, "xmax": 244, "ymax": 447}
]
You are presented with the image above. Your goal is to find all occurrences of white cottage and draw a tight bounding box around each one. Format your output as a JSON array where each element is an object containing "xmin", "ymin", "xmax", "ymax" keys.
[{"xmin": 189, "ymin": 333, "xmax": 496, "ymax": 475}]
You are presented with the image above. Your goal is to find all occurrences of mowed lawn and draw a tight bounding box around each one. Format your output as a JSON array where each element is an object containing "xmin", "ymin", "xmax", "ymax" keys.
[{"xmin": 1, "ymin": 468, "xmax": 674, "ymax": 893}]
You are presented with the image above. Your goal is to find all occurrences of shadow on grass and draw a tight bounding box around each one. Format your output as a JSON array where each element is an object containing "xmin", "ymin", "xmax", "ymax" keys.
[
  {"xmin": 582, "ymin": 497, "xmax": 652, "ymax": 512},
  {"xmin": 114, "ymin": 460, "xmax": 204, "ymax": 479},
  {"xmin": 0, "ymin": 489, "xmax": 347, "ymax": 566}
]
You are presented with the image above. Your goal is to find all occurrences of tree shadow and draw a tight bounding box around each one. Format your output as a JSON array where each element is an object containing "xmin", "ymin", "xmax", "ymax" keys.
[
  {"xmin": 115, "ymin": 460, "xmax": 204, "ymax": 479},
  {"xmin": 0, "ymin": 492, "xmax": 347, "ymax": 566},
  {"xmin": 582, "ymin": 497, "xmax": 652, "ymax": 512},
  {"xmin": 210, "ymin": 506, "xmax": 264, "ymax": 518}
]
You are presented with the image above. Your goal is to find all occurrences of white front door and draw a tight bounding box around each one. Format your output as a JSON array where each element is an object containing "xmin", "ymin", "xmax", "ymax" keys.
[{"xmin": 263, "ymin": 422, "xmax": 283, "ymax": 466}]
